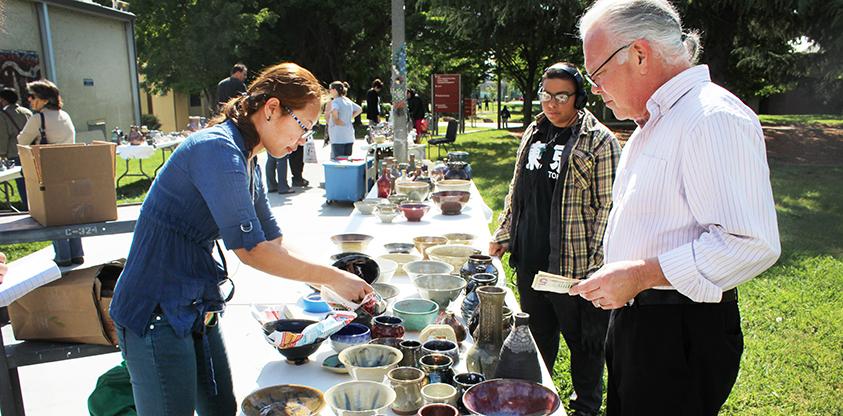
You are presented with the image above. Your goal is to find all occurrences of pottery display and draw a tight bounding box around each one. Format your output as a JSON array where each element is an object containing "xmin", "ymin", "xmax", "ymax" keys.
[
  {"xmin": 412, "ymin": 236, "xmax": 448, "ymax": 260},
  {"xmin": 322, "ymin": 354, "xmax": 348, "ymax": 374},
  {"xmin": 462, "ymin": 379, "xmax": 561, "ymax": 416},
  {"xmin": 495, "ymin": 312, "xmax": 542, "ymax": 383},
  {"xmin": 435, "ymin": 179, "xmax": 471, "ymax": 193},
  {"xmin": 442, "ymin": 232, "xmax": 475, "ymax": 246},
  {"xmin": 354, "ymin": 199, "xmax": 382, "ymax": 215},
  {"xmin": 459, "ymin": 254, "xmax": 499, "ymax": 280},
  {"xmin": 324, "ymin": 380, "xmax": 396, "ymax": 416},
  {"xmin": 421, "ymin": 339, "xmax": 460, "ymax": 365},
  {"xmin": 384, "ymin": 242, "xmax": 415, "ymax": 254},
  {"xmin": 372, "ymin": 282, "xmax": 400, "ymax": 304},
  {"xmin": 338, "ymin": 344, "xmax": 403, "ymax": 382},
  {"xmin": 261, "ymin": 319, "xmax": 327, "ymax": 365},
  {"xmin": 418, "ymin": 353, "xmax": 455, "ymax": 386},
  {"xmin": 421, "ymin": 383, "xmax": 458, "ymax": 407},
  {"xmin": 418, "ymin": 324, "xmax": 457, "ymax": 344},
  {"xmin": 413, "ymin": 274, "xmax": 467, "ymax": 310},
  {"xmin": 399, "ymin": 340, "xmax": 423, "ymax": 368},
  {"xmin": 425, "ymin": 245, "xmax": 481, "ymax": 273},
  {"xmin": 403, "ymin": 259, "xmax": 453, "ymax": 280},
  {"xmin": 376, "ymin": 208, "xmax": 401, "ymax": 223},
  {"xmin": 300, "ymin": 292, "xmax": 332, "ymax": 313},
  {"xmin": 446, "ymin": 151, "xmax": 470, "ymax": 162},
  {"xmin": 241, "ymin": 384, "xmax": 325, "ymax": 416},
  {"xmin": 330, "ymin": 252, "xmax": 368, "ymax": 262},
  {"xmin": 388, "ymin": 193, "xmax": 409, "ymax": 206},
  {"xmin": 372, "ymin": 315, "xmax": 406, "ymax": 339},
  {"xmin": 374, "ymin": 258, "xmax": 398, "ymax": 283},
  {"xmin": 434, "ymin": 312, "xmax": 467, "ymax": 344},
  {"xmin": 399, "ymin": 203, "xmax": 431, "ymax": 222},
  {"xmin": 378, "ymin": 253, "xmax": 422, "ymax": 277},
  {"xmin": 465, "ymin": 286, "xmax": 506, "ymax": 378},
  {"xmin": 461, "ymin": 273, "xmax": 498, "ymax": 323},
  {"xmin": 417, "ymin": 403, "xmax": 459, "ymax": 416},
  {"xmin": 332, "ymin": 254, "xmax": 380, "ymax": 284},
  {"xmin": 396, "ymin": 181, "xmax": 431, "ymax": 202},
  {"xmin": 387, "ymin": 366, "xmax": 428, "ymax": 415},
  {"xmin": 330, "ymin": 323, "xmax": 372, "ymax": 353},
  {"xmin": 369, "ymin": 337, "xmax": 404, "ymax": 349},
  {"xmin": 392, "ymin": 299, "xmax": 439, "ymax": 331},
  {"xmin": 467, "ymin": 304, "xmax": 513, "ymax": 339},
  {"xmin": 330, "ymin": 233, "xmax": 375, "ymax": 252},
  {"xmin": 452, "ymin": 372, "xmax": 485, "ymax": 413},
  {"xmin": 444, "ymin": 161, "xmax": 471, "ymax": 180},
  {"xmin": 430, "ymin": 191, "xmax": 471, "ymax": 215}
]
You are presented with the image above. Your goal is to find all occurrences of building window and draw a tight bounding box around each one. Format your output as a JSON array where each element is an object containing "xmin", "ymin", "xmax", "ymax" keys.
[{"xmin": 189, "ymin": 93, "xmax": 201, "ymax": 107}]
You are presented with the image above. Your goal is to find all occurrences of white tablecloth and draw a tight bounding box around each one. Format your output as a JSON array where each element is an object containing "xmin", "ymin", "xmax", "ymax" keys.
[{"xmin": 116, "ymin": 144, "xmax": 155, "ymax": 160}]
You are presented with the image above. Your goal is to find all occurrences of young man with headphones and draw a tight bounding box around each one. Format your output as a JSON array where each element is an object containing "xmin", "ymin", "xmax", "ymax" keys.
[{"xmin": 491, "ymin": 62, "xmax": 621, "ymax": 416}]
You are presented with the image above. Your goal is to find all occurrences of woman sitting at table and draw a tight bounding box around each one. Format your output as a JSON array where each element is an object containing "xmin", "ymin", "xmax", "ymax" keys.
[
  {"xmin": 16, "ymin": 80, "xmax": 83, "ymax": 267},
  {"xmin": 109, "ymin": 62, "xmax": 372, "ymax": 416},
  {"xmin": 325, "ymin": 80, "xmax": 362, "ymax": 160}
]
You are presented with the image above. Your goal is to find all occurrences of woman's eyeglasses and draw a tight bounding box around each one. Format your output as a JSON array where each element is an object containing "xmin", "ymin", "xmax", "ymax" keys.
[{"xmin": 283, "ymin": 106, "xmax": 316, "ymax": 141}]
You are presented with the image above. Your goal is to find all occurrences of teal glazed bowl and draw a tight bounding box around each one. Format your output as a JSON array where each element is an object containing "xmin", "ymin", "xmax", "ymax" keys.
[{"xmin": 392, "ymin": 298, "xmax": 440, "ymax": 331}]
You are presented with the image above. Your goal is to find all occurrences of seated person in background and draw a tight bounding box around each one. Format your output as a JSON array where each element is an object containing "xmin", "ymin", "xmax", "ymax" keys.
[{"xmin": 0, "ymin": 252, "xmax": 6, "ymax": 284}]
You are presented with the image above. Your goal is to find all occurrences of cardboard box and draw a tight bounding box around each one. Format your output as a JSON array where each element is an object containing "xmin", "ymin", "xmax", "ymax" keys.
[
  {"xmin": 17, "ymin": 141, "xmax": 117, "ymax": 226},
  {"xmin": 8, "ymin": 261, "xmax": 123, "ymax": 346}
]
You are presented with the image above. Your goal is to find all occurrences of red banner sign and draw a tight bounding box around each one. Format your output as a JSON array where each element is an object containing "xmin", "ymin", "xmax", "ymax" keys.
[
  {"xmin": 464, "ymin": 98, "xmax": 477, "ymax": 117},
  {"xmin": 433, "ymin": 74, "xmax": 461, "ymax": 113}
]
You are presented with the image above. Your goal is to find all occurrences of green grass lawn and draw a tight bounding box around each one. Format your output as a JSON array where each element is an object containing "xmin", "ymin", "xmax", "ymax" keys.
[
  {"xmin": 758, "ymin": 114, "xmax": 843, "ymax": 127},
  {"xmin": 450, "ymin": 129, "xmax": 843, "ymax": 415}
]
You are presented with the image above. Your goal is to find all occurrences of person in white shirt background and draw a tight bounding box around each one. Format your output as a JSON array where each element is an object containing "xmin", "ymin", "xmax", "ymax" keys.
[
  {"xmin": 569, "ymin": 1, "xmax": 781, "ymax": 415},
  {"xmin": 325, "ymin": 81, "xmax": 362, "ymax": 160}
]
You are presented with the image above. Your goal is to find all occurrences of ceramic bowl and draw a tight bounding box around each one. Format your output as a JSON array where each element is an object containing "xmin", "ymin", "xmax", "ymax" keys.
[
  {"xmin": 300, "ymin": 292, "xmax": 332, "ymax": 313},
  {"xmin": 435, "ymin": 179, "xmax": 471, "ymax": 193},
  {"xmin": 430, "ymin": 191, "xmax": 471, "ymax": 215},
  {"xmin": 462, "ymin": 379, "xmax": 561, "ymax": 416},
  {"xmin": 421, "ymin": 339, "xmax": 460, "ymax": 365},
  {"xmin": 384, "ymin": 242, "xmax": 416, "ymax": 254},
  {"xmin": 391, "ymin": 298, "xmax": 440, "ymax": 331},
  {"xmin": 412, "ymin": 236, "xmax": 448, "ymax": 259},
  {"xmin": 241, "ymin": 384, "xmax": 325, "ymax": 416},
  {"xmin": 261, "ymin": 319, "xmax": 326, "ymax": 364},
  {"xmin": 403, "ymin": 260, "xmax": 454, "ymax": 280},
  {"xmin": 372, "ymin": 282, "xmax": 400, "ymax": 304},
  {"xmin": 330, "ymin": 233, "xmax": 375, "ymax": 252},
  {"xmin": 413, "ymin": 274, "xmax": 467, "ymax": 310},
  {"xmin": 354, "ymin": 199, "xmax": 382, "ymax": 215},
  {"xmin": 324, "ymin": 380, "xmax": 397, "ymax": 416},
  {"xmin": 425, "ymin": 245, "xmax": 481, "ymax": 272},
  {"xmin": 443, "ymin": 233, "xmax": 476, "ymax": 246},
  {"xmin": 399, "ymin": 203, "xmax": 431, "ymax": 222},
  {"xmin": 421, "ymin": 383, "xmax": 459, "ymax": 407},
  {"xmin": 371, "ymin": 315, "xmax": 406, "ymax": 339},
  {"xmin": 378, "ymin": 253, "xmax": 422, "ymax": 277},
  {"xmin": 376, "ymin": 209, "xmax": 401, "ymax": 224},
  {"xmin": 368, "ymin": 337, "xmax": 404, "ymax": 349},
  {"xmin": 338, "ymin": 344, "xmax": 404, "ymax": 382},
  {"xmin": 418, "ymin": 403, "xmax": 460, "ymax": 416},
  {"xmin": 330, "ymin": 323, "xmax": 372, "ymax": 353},
  {"xmin": 322, "ymin": 354, "xmax": 348, "ymax": 374},
  {"xmin": 373, "ymin": 257, "xmax": 398, "ymax": 283},
  {"xmin": 395, "ymin": 181, "xmax": 431, "ymax": 202},
  {"xmin": 332, "ymin": 254, "xmax": 380, "ymax": 285},
  {"xmin": 388, "ymin": 193, "xmax": 409, "ymax": 206},
  {"xmin": 330, "ymin": 251, "xmax": 367, "ymax": 262}
]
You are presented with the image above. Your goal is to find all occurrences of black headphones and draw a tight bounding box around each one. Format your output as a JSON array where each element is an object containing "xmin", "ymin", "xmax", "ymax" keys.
[{"xmin": 538, "ymin": 63, "xmax": 588, "ymax": 110}]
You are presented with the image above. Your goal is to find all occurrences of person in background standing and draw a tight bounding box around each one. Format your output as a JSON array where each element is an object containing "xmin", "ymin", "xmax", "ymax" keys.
[
  {"xmin": 265, "ymin": 153, "xmax": 295, "ymax": 194},
  {"xmin": 217, "ymin": 63, "xmax": 248, "ymax": 110},
  {"xmin": 407, "ymin": 89, "xmax": 426, "ymax": 140},
  {"xmin": 500, "ymin": 105, "xmax": 511, "ymax": 129},
  {"xmin": 17, "ymin": 80, "xmax": 83, "ymax": 267},
  {"xmin": 0, "ymin": 252, "xmax": 7, "ymax": 284},
  {"xmin": 366, "ymin": 79, "xmax": 383, "ymax": 125},
  {"xmin": 0, "ymin": 87, "xmax": 32, "ymax": 208},
  {"xmin": 326, "ymin": 81, "xmax": 362, "ymax": 159}
]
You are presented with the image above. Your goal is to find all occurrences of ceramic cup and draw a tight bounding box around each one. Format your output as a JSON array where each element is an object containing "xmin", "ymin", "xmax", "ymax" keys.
[
  {"xmin": 421, "ymin": 383, "xmax": 458, "ymax": 407},
  {"xmin": 387, "ymin": 366, "xmax": 428, "ymax": 415},
  {"xmin": 452, "ymin": 372, "xmax": 485, "ymax": 412},
  {"xmin": 419, "ymin": 353, "xmax": 455, "ymax": 386},
  {"xmin": 372, "ymin": 315, "xmax": 406, "ymax": 339},
  {"xmin": 329, "ymin": 323, "xmax": 372, "ymax": 353},
  {"xmin": 417, "ymin": 403, "xmax": 459, "ymax": 416},
  {"xmin": 421, "ymin": 339, "xmax": 460, "ymax": 365},
  {"xmin": 399, "ymin": 340, "xmax": 423, "ymax": 368}
]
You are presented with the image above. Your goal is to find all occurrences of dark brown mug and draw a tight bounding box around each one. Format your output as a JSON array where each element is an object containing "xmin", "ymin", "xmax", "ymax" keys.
[
  {"xmin": 372, "ymin": 315, "xmax": 406, "ymax": 339},
  {"xmin": 417, "ymin": 403, "xmax": 459, "ymax": 416}
]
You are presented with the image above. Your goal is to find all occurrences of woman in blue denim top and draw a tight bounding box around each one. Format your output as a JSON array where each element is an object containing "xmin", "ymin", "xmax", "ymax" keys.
[{"xmin": 109, "ymin": 62, "xmax": 372, "ymax": 415}]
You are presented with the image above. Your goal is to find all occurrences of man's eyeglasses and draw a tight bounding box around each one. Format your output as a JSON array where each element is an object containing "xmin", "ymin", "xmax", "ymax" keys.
[
  {"xmin": 283, "ymin": 105, "xmax": 316, "ymax": 141},
  {"xmin": 584, "ymin": 42, "xmax": 633, "ymax": 88},
  {"xmin": 538, "ymin": 90, "xmax": 573, "ymax": 105}
]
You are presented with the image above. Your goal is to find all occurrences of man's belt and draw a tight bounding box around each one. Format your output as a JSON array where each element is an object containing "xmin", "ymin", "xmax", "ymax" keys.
[{"xmin": 632, "ymin": 288, "xmax": 738, "ymax": 306}]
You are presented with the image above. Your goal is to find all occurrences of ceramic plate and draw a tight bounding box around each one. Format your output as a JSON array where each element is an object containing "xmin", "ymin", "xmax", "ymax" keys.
[{"xmin": 321, "ymin": 354, "xmax": 348, "ymax": 374}]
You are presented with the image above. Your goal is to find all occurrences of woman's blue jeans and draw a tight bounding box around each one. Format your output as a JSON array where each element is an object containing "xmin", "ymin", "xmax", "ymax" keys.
[
  {"xmin": 116, "ymin": 312, "xmax": 236, "ymax": 416},
  {"xmin": 52, "ymin": 238, "xmax": 83, "ymax": 263}
]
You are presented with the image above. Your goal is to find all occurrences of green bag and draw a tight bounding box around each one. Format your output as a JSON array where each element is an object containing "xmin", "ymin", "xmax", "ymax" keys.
[{"xmin": 87, "ymin": 361, "xmax": 136, "ymax": 416}]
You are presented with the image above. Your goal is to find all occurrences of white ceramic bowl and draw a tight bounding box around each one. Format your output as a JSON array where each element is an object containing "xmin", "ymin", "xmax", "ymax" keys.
[
  {"xmin": 325, "ymin": 380, "xmax": 396, "ymax": 416},
  {"xmin": 403, "ymin": 260, "xmax": 455, "ymax": 280},
  {"xmin": 375, "ymin": 258, "xmax": 399, "ymax": 283},
  {"xmin": 377, "ymin": 253, "xmax": 422, "ymax": 277},
  {"xmin": 338, "ymin": 344, "xmax": 403, "ymax": 382},
  {"xmin": 425, "ymin": 245, "xmax": 481, "ymax": 272}
]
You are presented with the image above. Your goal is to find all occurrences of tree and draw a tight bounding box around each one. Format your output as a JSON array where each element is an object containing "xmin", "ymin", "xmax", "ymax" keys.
[{"xmin": 127, "ymin": 0, "xmax": 276, "ymax": 108}]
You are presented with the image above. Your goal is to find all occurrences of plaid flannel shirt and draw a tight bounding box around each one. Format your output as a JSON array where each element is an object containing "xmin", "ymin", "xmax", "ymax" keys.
[{"xmin": 493, "ymin": 108, "xmax": 621, "ymax": 279}]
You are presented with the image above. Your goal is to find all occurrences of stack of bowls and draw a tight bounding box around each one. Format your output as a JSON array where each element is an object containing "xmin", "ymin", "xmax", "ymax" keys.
[
  {"xmin": 330, "ymin": 234, "xmax": 374, "ymax": 252},
  {"xmin": 413, "ymin": 236, "xmax": 448, "ymax": 259},
  {"xmin": 426, "ymin": 245, "xmax": 481, "ymax": 272},
  {"xmin": 375, "ymin": 203, "xmax": 400, "ymax": 223}
]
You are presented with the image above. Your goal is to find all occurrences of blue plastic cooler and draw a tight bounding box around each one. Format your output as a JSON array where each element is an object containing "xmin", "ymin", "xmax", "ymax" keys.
[{"xmin": 323, "ymin": 159, "xmax": 370, "ymax": 203}]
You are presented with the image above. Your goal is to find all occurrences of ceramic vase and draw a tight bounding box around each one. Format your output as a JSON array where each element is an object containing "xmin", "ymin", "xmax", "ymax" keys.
[
  {"xmin": 494, "ymin": 312, "xmax": 542, "ymax": 383},
  {"xmin": 459, "ymin": 255, "xmax": 498, "ymax": 281},
  {"xmin": 460, "ymin": 273, "xmax": 497, "ymax": 322},
  {"xmin": 436, "ymin": 311, "xmax": 467, "ymax": 344},
  {"xmin": 465, "ymin": 286, "xmax": 505, "ymax": 378}
]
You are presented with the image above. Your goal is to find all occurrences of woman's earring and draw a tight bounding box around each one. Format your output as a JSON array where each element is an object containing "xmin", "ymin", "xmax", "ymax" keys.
[{"xmin": 266, "ymin": 115, "xmax": 271, "ymax": 122}]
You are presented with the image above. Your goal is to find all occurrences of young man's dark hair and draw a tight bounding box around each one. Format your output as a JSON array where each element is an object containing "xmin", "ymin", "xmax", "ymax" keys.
[
  {"xmin": 231, "ymin": 63, "xmax": 247, "ymax": 75},
  {"xmin": 371, "ymin": 79, "xmax": 383, "ymax": 89},
  {"xmin": 0, "ymin": 88, "xmax": 20, "ymax": 105}
]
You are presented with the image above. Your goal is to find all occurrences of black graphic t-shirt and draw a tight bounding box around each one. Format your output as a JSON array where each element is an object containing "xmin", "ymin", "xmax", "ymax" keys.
[{"xmin": 512, "ymin": 124, "xmax": 572, "ymax": 270}]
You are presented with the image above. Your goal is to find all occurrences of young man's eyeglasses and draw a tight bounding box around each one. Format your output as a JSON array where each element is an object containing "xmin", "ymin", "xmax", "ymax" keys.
[
  {"xmin": 584, "ymin": 42, "xmax": 633, "ymax": 88},
  {"xmin": 283, "ymin": 105, "xmax": 316, "ymax": 141},
  {"xmin": 538, "ymin": 90, "xmax": 573, "ymax": 105}
]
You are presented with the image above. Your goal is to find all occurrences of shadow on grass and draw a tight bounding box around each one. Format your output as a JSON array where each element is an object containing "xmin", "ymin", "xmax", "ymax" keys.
[{"xmin": 116, "ymin": 178, "xmax": 153, "ymax": 201}]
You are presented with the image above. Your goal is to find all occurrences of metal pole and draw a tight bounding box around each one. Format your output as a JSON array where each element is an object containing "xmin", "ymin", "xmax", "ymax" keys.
[
  {"xmin": 36, "ymin": 3, "xmax": 57, "ymax": 82},
  {"xmin": 497, "ymin": 66, "xmax": 502, "ymax": 130},
  {"xmin": 391, "ymin": 0, "xmax": 408, "ymax": 163}
]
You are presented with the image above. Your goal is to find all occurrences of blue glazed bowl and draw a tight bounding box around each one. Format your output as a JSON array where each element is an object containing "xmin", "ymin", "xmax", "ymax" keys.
[
  {"xmin": 330, "ymin": 323, "xmax": 372, "ymax": 353},
  {"xmin": 392, "ymin": 298, "xmax": 439, "ymax": 331},
  {"xmin": 301, "ymin": 292, "xmax": 332, "ymax": 313}
]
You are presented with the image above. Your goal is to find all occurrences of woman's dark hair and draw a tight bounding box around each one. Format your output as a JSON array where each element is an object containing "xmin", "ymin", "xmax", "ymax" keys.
[
  {"xmin": 27, "ymin": 79, "xmax": 62, "ymax": 110},
  {"xmin": 371, "ymin": 79, "xmax": 383, "ymax": 89},
  {"xmin": 329, "ymin": 81, "xmax": 346, "ymax": 96},
  {"xmin": 210, "ymin": 62, "xmax": 324, "ymax": 155}
]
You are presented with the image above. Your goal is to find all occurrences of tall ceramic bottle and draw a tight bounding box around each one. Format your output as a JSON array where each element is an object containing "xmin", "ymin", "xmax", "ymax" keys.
[
  {"xmin": 465, "ymin": 286, "xmax": 505, "ymax": 378},
  {"xmin": 494, "ymin": 312, "xmax": 542, "ymax": 382}
]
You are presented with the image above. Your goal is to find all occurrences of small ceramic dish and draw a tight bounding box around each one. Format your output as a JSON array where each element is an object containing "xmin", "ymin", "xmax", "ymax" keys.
[{"xmin": 321, "ymin": 354, "xmax": 348, "ymax": 374}]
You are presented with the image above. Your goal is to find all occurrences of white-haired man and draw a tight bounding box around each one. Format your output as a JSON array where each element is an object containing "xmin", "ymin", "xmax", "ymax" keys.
[{"xmin": 570, "ymin": 1, "xmax": 781, "ymax": 415}]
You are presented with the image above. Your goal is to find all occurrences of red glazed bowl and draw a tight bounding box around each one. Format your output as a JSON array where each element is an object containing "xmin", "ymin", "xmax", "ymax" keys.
[
  {"xmin": 430, "ymin": 191, "xmax": 471, "ymax": 215},
  {"xmin": 399, "ymin": 203, "xmax": 431, "ymax": 222},
  {"xmin": 463, "ymin": 379, "xmax": 561, "ymax": 416}
]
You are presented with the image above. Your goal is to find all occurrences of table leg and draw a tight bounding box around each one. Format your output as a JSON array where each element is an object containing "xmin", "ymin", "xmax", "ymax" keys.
[
  {"xmin": 0, "ymin": 310, "xmax": 26, "ymax": 416},
  {"xmin": 153, "ymin": 148, "xmax": 168, "ymax": 178},
  {"xmin": 115, "ymin": 158, "xmax": 130, "ymax": 189}
]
